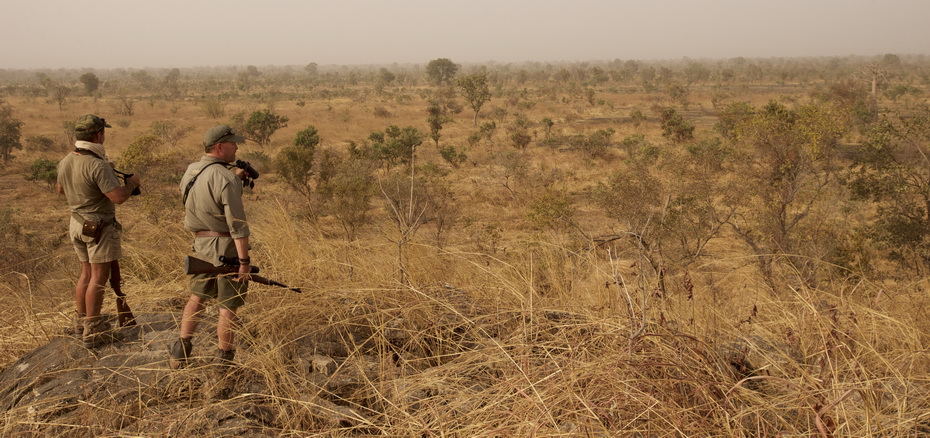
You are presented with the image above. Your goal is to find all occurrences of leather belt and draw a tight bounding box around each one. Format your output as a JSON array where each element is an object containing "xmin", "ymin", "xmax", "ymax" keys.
[{"xmin": 194, "ymin": 231, "xmax": 232, "ymax": 237}]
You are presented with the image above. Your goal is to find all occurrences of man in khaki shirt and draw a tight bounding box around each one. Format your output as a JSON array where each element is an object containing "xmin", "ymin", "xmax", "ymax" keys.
[
  {"xmin": 170, "ymin": 125, "xmax": 251, "ymax": 369},
  {"xmin": 57, "ymin": 114, "xmax": 141, "ymax": 348}
]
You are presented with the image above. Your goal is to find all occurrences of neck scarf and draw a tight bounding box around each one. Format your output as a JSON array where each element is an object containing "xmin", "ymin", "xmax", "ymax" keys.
[{"xmin": 75, "ymin": 140, "xmax": 109, "ymax": 161}]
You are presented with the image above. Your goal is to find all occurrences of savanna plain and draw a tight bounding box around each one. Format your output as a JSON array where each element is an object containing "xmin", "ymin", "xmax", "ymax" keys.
[{"xmin": 1, "ymin": 55, "xmax": 930, "ymax": 436}]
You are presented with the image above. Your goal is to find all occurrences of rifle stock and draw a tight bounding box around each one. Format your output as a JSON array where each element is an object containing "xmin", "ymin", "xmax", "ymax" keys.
[
  {"xmin": 184, "ymin": 255, "xmax": 260, "ymax": 275},
  {"xmin": 183, "ymin": 256, "xmax": 301, "ymax": 293}
]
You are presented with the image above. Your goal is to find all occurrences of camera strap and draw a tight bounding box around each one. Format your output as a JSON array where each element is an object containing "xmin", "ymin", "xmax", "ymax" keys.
[{"xmin": 182, "ymin": 161, "xmax": 227, "ymax": 206}]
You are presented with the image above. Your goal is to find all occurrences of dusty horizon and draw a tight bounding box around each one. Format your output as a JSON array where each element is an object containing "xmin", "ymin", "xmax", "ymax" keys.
[{"xmin": 3, "ymin": 0, "xmax": 928, "ymax": 70}]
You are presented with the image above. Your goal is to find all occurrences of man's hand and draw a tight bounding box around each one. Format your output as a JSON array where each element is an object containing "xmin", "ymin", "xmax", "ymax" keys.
[
  {"xmin": 236, "ymin": 262, "xmax": 251, "ymax": 282},
  {"xmin": 126, "ymin": 173, "xmax": 141, "ymax": 188},
  {"xmin": 233, "ymin": 167, "xmax": 248, "ymax": 181}
]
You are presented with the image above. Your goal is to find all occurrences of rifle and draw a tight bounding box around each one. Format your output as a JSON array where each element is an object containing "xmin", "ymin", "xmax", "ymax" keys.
[
  {"xmin": 109, "ymin": 260, "xmax": 137, "ymax": 327},
  {"xmin": 183, "ymin": 255, "xmax": 302, "ymax": 293}
]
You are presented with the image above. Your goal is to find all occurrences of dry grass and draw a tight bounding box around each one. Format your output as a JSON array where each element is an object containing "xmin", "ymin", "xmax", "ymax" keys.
[{"xmin": 1, "ymin": 71, "xmax": 929, "ymax": 436}]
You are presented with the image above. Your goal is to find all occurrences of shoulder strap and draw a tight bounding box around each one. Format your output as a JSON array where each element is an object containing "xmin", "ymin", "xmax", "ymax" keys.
[
  {"xmin": 73, "ymin": 148, "xmax": 103, "ymax": 160},
  {"xmin": 182, "ymin": 161, "xmax": 227, "ymax": 206}
]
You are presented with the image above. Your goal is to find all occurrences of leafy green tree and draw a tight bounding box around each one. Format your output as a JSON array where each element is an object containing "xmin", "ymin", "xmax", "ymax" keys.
[
  {"xmin": 0, "ymin": 101, "xmax": 23, "ymax": 162},
  {"xmin": 425, "ymin": 87, "xmax": 461, "ymax": 147},
  {"xmin": 276, "ymin": 125, "xmax": 320, "ymax": 200},
  {"xmin": 26, "ymin": 158, "xmax": 58, "ymax": 190},
  {"xmin": 846, "ymin": 107, "xmax": 930, "ymax": 271},
  {"xmin": 457, "ymin": 73, "xmax": 491, "ymax": 126},
  {"xmin": 726, "ymin": 100, "xmax": 847, "ymax": 286},
  {"xmin": 507, "ymin": 115, "xmax": 532, "ymax": 150},
  {"xmin": 351, "ymin": 125, "xmax": 425, "ymax": 168},
  {"xmin": 541, "ymin": 118, "xmax": 554, "ymax": 141},
  {"xmin": 79, "ymin": 72, "xmax": 100, "ymax": 94},
  {"xmin": 317, "ymin": 150, "xmax": 376, "ymax": 240},
  {"xmin": 656, "ymin": 106, "xmax": 694, "ymax": 143},
  {"xmin": 426, "ymin": 58, "xmax": 459, "ymax": 86},
  {"xmin": 241, "ymin": 109, "xmax": 289, "ymax": 147},
  {"xmin": 426, "ymin": 100, "xmax": 451, "ymax": 147}
]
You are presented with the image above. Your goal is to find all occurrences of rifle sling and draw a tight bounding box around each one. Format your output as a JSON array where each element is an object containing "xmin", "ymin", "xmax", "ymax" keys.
[{"xmin": 182, "ymin": 161, "xmax": 227, "ymax": 206}]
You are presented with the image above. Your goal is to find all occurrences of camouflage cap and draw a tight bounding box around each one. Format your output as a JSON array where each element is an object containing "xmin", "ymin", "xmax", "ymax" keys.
[
  {"xmin": 203, "ymin": 125, "xmax": 245, "ymax": 146},
  {"xmin": 74, "ymin": 114, "xmax": 111, "ymax": 134}
]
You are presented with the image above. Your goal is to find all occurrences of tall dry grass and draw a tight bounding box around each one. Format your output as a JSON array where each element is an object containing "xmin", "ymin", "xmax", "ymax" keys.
[{"xmin": 0, "ymin": 78, "xmax": 929, "ymax": 436}]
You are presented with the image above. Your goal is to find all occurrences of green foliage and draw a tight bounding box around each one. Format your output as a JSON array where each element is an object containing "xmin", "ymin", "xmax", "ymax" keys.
[
  {"xmin": 24, "ymin": 134, "xmax": 57, "ymax": 152},
  {"xmin": 79, "ymin": 72, "xmax": 99, "ymax": 94},
  {"xmin": 527, "ymin": 189, "xmax": 575, "ymax": 232},
  {"xmin": 619, "ymin": 134, "xmax": 659, "ymax": 164},
  {"xmin": 816, "ymin": 79, "xmax": 873, "ymax": 125},
  {"xmin": 116, "ymin": 132, "xmax": 159, "ymax": 172},
  {"xmin": 541, "ymin": 118, "xmax": 554, "ymax": 141},
  {"xmin": 575, "ymin": 128, "xmax": 616, "ymax": 159},
  {"xmin": 684, "ymin": 137, "xmax": 734, "ymax": 172},
  {"xmin": 0, "ymin": 207, "xmax": 22, "ymax": 241},
  {"xmin": 25, "ymin": 158, "xmax": 58, "ymax": 189},
  {"xmin": 426, "ymin": 58, "xmax": 459, "ymax": 86},
  {"xmin": 275, "ymin": 125, "xmax": 321, "ymax": 199},
  {"xmin": 457, "ymin": 73, "xmax": 492, "ymax": 126},
  {"xmin": 0, "ymin": 100, "xmax": 24, "ymax": 162},
  {"xmin": 885, "ymin": 84, "xmax": 923, "ymax": 102},
  {"xmin": 507, "ymin": 115, "xmax": 532, "ymax": 150},
  {"xmin": 594, "ymin": 168, "xmax": 664, "ymax": 233},
  {"xmin": 241, "ymin": 109, "xmax": 289, "ymax": 147},
  {"xmin": 845, "ymin": 109, "xmax": 930, "ymax": 268},
  {"xmin": 714, "ymin": 101, "xmax": 754, "ymax": 141},
  {"xmin": 317, "ymin": 150, "xmax": 376, "ymax": 240},
  {"xmin": 629, "ymin": 109, "xmax": 647, "ymax": 127},
  {"xmin": 202, "ymin": 96, "xmax": 226, "ymax": 119},
  {"xmin": 726, "ymin": 100, "xmax": 847, "ymax": 285},
  {"xmin": 594, "ymin": 165, "xmax": 727, "ymax": 266},
  {"xmin": 350, "ymin": 125, "xmax": 425, "ymax": 168},
  {"xmin": 150, "ymin": 120, "xmax": 194, "ymax": 146},
  {"xmin": 426, "ymin": 100, "xmax": 453, "ymax": 147},
  {"xmin": 438, "ymin": 145, "xmax": 467, "ymax": 168},
  {"xmin": 655, "ymin": 106, "xmax": 694, "ymax": 143}
]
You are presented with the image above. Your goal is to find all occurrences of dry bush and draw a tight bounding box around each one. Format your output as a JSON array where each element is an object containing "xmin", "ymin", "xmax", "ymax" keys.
[{"xmin": 2, "ymin": 63, "xmax": 930, "ymax": 435}]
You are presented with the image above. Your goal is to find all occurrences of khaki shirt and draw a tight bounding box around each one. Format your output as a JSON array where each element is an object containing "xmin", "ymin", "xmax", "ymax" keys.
[
  {"xmin": 57, "ymin": 149, "xmax": 121, "ymax": 222},
  {"xmin": 180, "ymin": 156, "xmax": 250, "ymax": 266}
]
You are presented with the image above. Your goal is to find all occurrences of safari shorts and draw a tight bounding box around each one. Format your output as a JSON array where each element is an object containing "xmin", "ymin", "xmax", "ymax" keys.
[
  {"xmin": 190, "ymin": 273, "xmax": 249, "ymax": 310},
  {"xmin": 69, "ymin": 217, "xmax": 122, "ymax": 264}
]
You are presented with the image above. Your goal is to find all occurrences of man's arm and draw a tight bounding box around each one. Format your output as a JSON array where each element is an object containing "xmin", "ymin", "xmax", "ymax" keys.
[
  {"xmin": 234, "ymin": 236, "xmax": 251, "ymax": 282},
  {"xmin": 56, "ymin": 183, "xmax": 64, "ymax": 195},
  {"xmin": 103, "ymin": 174, "xmax": 141, "ymax": 205}
]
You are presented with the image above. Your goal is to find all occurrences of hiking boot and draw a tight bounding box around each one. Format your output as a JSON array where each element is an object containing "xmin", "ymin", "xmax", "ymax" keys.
[
  {"xmin": 169, "ymin": 337, "xmax": 194, "ymax": 369},
  {"xmin": 215, "ymin": 348, "xmax": 236, "ymax": 370},
  {"xmin": 82, "ymin": 315, "xmax": 115, "ymax": 349},
  {"xmin": 67, "ymin": 312, "xmax": 86, "ymax": 338}
]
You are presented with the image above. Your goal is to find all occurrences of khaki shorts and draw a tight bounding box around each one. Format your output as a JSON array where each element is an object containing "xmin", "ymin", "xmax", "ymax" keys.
[
  {"xmin": 69, "ymin": 217, "xmax": 122, "ymax": 264},
  {"xmin": 190, "ymin": 273, "xmax": 248, "ymax": 310}
]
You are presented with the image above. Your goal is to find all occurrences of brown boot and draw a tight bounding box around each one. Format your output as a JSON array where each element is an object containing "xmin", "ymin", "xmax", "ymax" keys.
[
  {"xmin": 69, "ymin": 312, "xmax": 85, "ymax": 338},
  {"xmin": 214, "ymin": 348, "xmax": 236, "ymax": 372},
  {"xmin": 169, "ymin": 337, "xmax": 194, "ymax": 369},
  {"xmin": 82, "ymin": 315, "xmax": 115, "ymax": 349}
]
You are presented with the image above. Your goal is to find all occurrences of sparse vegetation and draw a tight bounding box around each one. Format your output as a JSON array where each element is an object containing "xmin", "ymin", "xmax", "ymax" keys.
[{"xmin": 2, "ymin": 55, "xmax": 930, "ymax": 436}]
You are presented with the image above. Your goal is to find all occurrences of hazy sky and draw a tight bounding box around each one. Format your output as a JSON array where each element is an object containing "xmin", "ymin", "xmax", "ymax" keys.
[{"xmin": 3, "ymin": 0, "xmax": 927, "ymax": 69}]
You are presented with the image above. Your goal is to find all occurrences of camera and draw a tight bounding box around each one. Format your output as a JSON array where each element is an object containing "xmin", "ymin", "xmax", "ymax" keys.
[{"xmin": 114, "ymin": 170, "xmax": 141, "ymax": 196}]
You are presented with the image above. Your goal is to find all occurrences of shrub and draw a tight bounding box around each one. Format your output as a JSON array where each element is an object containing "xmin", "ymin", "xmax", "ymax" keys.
[
  {"xmin": 241, "ymin": 109, "xmax": 289, "ymax": 147},
  {"xmin": 25, "ymin": 158, "xmax": 58, "ymax": 189},
  {"xmin": 0, "ymin": 101, "xmax": 23, "ymax": 162},
  {"xmin": 202, "ymin": 96, "xmax": 226, "ymax": 118},
  {"xmin": 24, "ymin": 134, "xmax": 57, "ymax": 152},
  {"xmin": 438, "ymin": 145, "xmax": 467, "ymax": 167}
]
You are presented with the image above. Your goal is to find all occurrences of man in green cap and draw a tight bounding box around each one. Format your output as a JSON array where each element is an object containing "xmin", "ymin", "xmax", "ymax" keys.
[
  {"xmin": 57, "ymin": 114, "xmax": 141, "ymax": 348},
  {"xmin": 170, "ymin": 125, "xmax": 251, "ymax": 369}
]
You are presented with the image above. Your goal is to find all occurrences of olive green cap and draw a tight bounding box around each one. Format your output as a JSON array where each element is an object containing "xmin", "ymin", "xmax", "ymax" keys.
[
  {"xmin": 204, "ymin": 125, "xmax": 245, "ymax": 146},
  {"xmin": 74, "ymin": 114, "xmax": 111, "ymax": 134}
]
